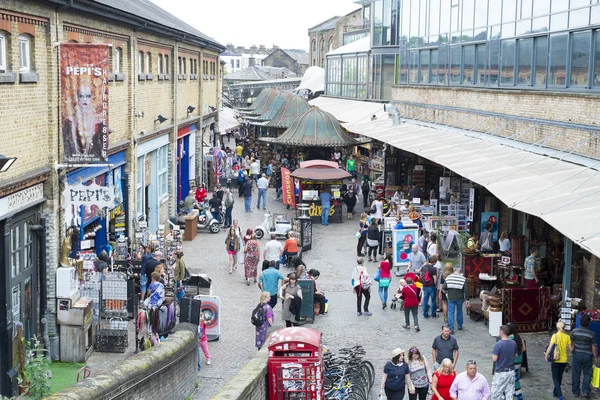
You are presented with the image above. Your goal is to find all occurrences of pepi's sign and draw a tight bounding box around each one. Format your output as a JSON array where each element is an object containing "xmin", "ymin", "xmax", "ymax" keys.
[{"xmin": 63, "ymin": 182, "xmax": 114, "ymax": 226}]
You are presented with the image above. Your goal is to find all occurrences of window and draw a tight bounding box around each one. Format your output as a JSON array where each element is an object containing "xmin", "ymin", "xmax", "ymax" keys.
[
  {"xmin": 476, "ymin": 43, "xmax": 486, "ymax": 84},
  {"xmin": 463, "ymin": 45, "xmax": 475, "ymax": 83},
  {"xmin": 501, "ymin": 40, "xmax": 516, "ymax": 85},
  {"xmin": 475, "ymin": 0, "xmax": 488, "ymax": 27},
  {"xmin": 548, "ymin": 34, "xmax": 567, "ymax": 86},
  {"xmin": 158, "ymin": 54, "xmax": 163, "ymax": 74},
  {"xmin": 18, "ymin": 35, "xmax": 31, "ymax": 73},
  {"xmin": 430, "ymin": 49, "xmax": 439, "ymax": 83},
  {"xmin": 158, "ymin": 146, "xmax": 168, "ymax": 199},
  {"xmin": 114, "ymin": 47, "xmax": 122, "ymax": 73},
  {"xmin": 534, "ymin": 36, "xmax": 548, "ymax": 86},
  {"xmin": 236, "ymin": 59, "xmax": 240, "ymax": 69},
  {"xmin": 183, "ymin": 57, "xmax": 187, "ymax": 74},
  {"xmin": 189, "ymin": 58, "xmax": 193, "ymax": 75},
  {"xmin": 0, "ymin": 32, "xmax": 6, "ymax": 73},
  {"xmin": 164, "ymin": 55, "xmax": 169, "ymax": 74},
  {"xmin": 178, "ymin": 56, "xmax": 182, "ymax": 74},
  {"xmin": 138, "ymin": 51, "xmax": 144, "ymax": 74},
  {"xmin": 311, "ymin": 40, "xmax": 316, "ymax": 52},
  {"xmin": 449, "ymin": 46, "xmax": 461, "ymax": 83},
  {"xmin": 145, "ymin": 52, "xmax": 151, "ymax": 74},
  {"xmin": 488, "ymin": 40, "xmax": 500, "ymax": 85},
  {"xmin": 419, "ymin": 50, "xmax": 430, "ymax": 83},
  {"xmin": 517, "ymin": 38, "xmax": 533, "ymax": 85},
  {"xmin": 594, "ymin": 31, "xmax": 600, "ymax": 87},
  {"xmin": 136, "ymin": 156, "xmax": 144, "ymax": 217},
  {"xmin": 570, "ymin": 31, "xmax": 590, "ymax": 87},
  {"xmin": 463, "ymin": 0, "xmax": 475, "ymax": 30},
  {"xmin": 409, "ymin": 50, "xmax": 418, "ymax": 83}
]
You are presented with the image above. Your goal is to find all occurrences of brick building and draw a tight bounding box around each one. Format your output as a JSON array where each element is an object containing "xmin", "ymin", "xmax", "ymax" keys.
[
  {"xmin": 0, "ymin": 0, "xmax": 223, "ymax": 396},
  {"xmin": 262, "ymin": 48, "xmax": 310, "ymax": 75}
]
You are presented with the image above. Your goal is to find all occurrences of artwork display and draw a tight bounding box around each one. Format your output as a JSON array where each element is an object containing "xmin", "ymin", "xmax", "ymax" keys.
[{"xmin": 392, "ymin": 228, "xmax": 419, "ymax": 267}]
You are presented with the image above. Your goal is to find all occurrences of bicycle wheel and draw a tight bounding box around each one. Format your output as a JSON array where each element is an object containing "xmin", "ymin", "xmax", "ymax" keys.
[
  {"xmin": 347, "ymin": 390, "xmax": 367, "ymax": 400},
  {"xmin": 360, "ymin": 361, "xmax": 375, "ymax": 388}
]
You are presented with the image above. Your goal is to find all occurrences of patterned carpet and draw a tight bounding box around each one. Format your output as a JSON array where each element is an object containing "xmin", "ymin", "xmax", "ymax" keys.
[{"xmin": 502, "ymin": 287, "xmax": 547, "ymax": 332}]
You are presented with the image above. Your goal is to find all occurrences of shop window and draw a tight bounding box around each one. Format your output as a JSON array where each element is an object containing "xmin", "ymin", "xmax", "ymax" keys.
[
  {"xmin": 534, "ymin": 36, "xmax": 548, "ymax": 86},
  {"xmin": 463, "ymin": 45, "xmax": 475, "ymax": 84},
  {"xmin": 18, "ymin": 35, "xmax": 31, "ymax": 73},
  {"xmin": 548, "ymin": 33, "xmax": 568, "ymax": 86},
  {"xmin": 158, "ymin": 145, "xmax": 168, "ymax": 199},
  {"xmin": 449, "ymin": 46, "xmax": 461, "ymax": 84},
  {"xmin": 0, "ymin": 32, "xmax": 6, "ymax": 73},
  {"xmin": 501, "ymin": 40, "xmax": 516, "ymax": 85},
  {"xmin": 419, "ymin": 49, "xmax": 430, "ymax": 83},
  {"xmin": 138, "ymin": 51, "xmax": 144, "ymax": 74},
  {"xmin": 114, "ymin": 47, "xmax": 122, "ymax": 73},
  {"xmin": 594, "ymin": 31, "xmax": 600, "ymax": 87},
  {"xmin": 570, "ymin": 31, "xmax": 591, "ymax": 88},
  {"xmin": 158, "ymin": 54, "xmax": 163, "ymax": 74},
  {"xmin": 475, "ymin": 43, "xmax": 486, "ymax": 84},
  {"xmin": 517, "ymin": 38, "xmax": 533, "ymax": 85}
]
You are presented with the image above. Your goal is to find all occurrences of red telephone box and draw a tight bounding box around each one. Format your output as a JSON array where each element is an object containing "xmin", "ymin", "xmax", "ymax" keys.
[{"xmin": 267, "ymin": 327, "xmax": 324, "ymax": 400}]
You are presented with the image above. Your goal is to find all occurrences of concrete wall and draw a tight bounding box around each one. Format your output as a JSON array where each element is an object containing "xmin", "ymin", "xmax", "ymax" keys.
[
  {"xmin": 210, "ymin": 347, "xmax": 268, "ymax": 400},
  {"xmin": 46, "ymin": 324, "xmax": 198, "ymax": 400}
]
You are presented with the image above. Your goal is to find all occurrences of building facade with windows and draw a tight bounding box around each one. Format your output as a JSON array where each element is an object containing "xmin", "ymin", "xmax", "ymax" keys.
[{"xmin": 0, "ymin": 0, "xmax": 223, "ymax": 397}]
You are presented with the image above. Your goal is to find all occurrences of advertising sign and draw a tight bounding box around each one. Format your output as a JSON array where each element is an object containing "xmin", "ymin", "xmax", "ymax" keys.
[
  {"xmin": 481, "ymin": 212, "xmax": 499, "ymax": 241},
  {"xmin": 392, "ymin": 228, "xmax": 419, "ymax": 267},
  {"xmin": 60, "ymin": 44, "xmax": 110, "ymax": 163},
  {"xmin": 63, "ymin": 182, "xmax": 115, "ymax": 227},
  {"xmin": 281, "ymin": 167, "xmax": 295, "ymax": 209}
]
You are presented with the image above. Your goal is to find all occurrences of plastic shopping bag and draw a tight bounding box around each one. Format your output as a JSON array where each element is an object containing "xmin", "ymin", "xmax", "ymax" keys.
[{"xmin": 592, "ymin": 365, "xmax": 600, "ymax": 389}]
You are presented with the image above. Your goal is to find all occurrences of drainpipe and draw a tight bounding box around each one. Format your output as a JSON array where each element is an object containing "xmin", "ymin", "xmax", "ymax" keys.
[{"xmin": 29, "ymin": 220, "xmax": 48, "ymax": 352}]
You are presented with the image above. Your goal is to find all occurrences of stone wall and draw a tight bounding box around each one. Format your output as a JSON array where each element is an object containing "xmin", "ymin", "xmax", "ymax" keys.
[
  {"xmin": 210, "ymin": 347, "xmax": 268, "ymax": 400},
  {"xmin": 582, "ymin": 255, "xmax": 600, "ymax": 310},
  {"xmin": 45, "ymin": 324, "xmax": 198, "ymax": 400}
]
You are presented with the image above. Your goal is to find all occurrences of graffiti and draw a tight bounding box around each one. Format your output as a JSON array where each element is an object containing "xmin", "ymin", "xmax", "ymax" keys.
[{"xmin": 307, "ymin": 203, "xmax": 335, "ymax": 217}]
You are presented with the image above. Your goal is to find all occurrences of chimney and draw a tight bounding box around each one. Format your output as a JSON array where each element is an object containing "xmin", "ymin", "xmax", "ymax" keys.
[
  {"xmin": 250, "ymin": 45, "xmax": 258, "ymax": 54},
  {"xmin": 249, "ymin": 57, "xmax": 256, "ymax": 67}
]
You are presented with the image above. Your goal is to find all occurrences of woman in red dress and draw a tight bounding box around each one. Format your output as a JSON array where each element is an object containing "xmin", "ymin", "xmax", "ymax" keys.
[{"xmin": 431, "ymin": 358, "xmax": 456, "ymax": 400}]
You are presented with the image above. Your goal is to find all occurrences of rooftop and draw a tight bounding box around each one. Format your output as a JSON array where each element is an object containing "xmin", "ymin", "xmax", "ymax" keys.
[{"xmin": 308, "ymin": 16, "xmax": 341, "ymax": 33}]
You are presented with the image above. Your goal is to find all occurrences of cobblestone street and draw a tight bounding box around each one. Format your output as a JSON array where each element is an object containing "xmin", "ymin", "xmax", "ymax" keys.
[{"xmin": 183, "ymin": 188, "xmax": 600, "ymax": 400}]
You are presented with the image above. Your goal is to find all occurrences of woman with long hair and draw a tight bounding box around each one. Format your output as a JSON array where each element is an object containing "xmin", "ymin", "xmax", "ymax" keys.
[
  {"xmin": 545, "ymin": 320, "xmax": 571, "ymax": 399},
  {"xmin": 367, "ymin": 219, "xmax": 380, "ymax": 262},
  {"xmin": 407, "ymin": 346, "xmax": 433, "ymax": 400},
  {"xmin": 357, "ymin": 213, "xmax": 369, "ymax": 256},
  {"xmin": 431, "ymin": 358, "xmax": 456, "ymax": 400},
  {"xmin": 384, "ymin": 202, "xmax": 399, "ymax": 217},
  {"xmin": 439, "ymin": 263, "xmax": 455, "ymax": 323},
  {"xmin": 499, "ymin": 230, "xmax": 511, "ymax": 255},
  {"xmin": 279, "ymin": 273, "xmax": 302, "ymax": 327},
  {"xmin": 244, "ymin": 233, "xmax": 260, "ymax": 286},
  {"xmin": 508, "ymin": 322, "xmax": 525, "ymax": 400},
  {"xmin": 255, "ymin": 291, "xmax": 274, "ymax": 350},
  {"xmin": 377, "ymin": 253, "xmax": 393, "ymax": 309},
  {"xmin": 225, "ymin": 227, "xmax": 240, "ymax": 274},
  {"xmin": 351, "ymin": 257, "xmax": 372, "ymax": 316}
]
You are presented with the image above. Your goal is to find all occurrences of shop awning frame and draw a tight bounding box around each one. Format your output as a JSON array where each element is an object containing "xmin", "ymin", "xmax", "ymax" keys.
[{"xmin": 309, "ymin": 96, "xmax": 600, "ymax": 258}]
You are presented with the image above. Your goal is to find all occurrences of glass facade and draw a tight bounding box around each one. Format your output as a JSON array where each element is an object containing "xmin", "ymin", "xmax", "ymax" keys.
[{"xmin": 326, "ymin": 53, "xmax": 369, "ymax": 99}]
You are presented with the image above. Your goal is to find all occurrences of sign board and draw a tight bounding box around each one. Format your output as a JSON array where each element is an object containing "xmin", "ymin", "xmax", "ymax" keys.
[
  {"xmin": 392, "ymin": 228, "xmax": 419, "ymax": 267},
  {"xmin": 298, "ymin": 279, "xmax": 315, "ymax": 320},
  {"xmin": 281, "ymin": 167, "xmax": 295, "ymax": 209},
  {"xmin": 60, "ymin": 43, "xmax": 110, "ymax": 163},
  {"xmin": 63, "ymin": 182, "xmax": 115, "ymax": 226},
  {"xmin": 0, "ymin": 183, "xmax": 44, "ymax": 219}
]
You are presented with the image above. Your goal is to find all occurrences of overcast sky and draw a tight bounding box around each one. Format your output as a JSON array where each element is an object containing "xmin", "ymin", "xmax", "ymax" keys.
[{"xmin": 149, "ymin": 0, "xmax": 362, "ymax": 51}]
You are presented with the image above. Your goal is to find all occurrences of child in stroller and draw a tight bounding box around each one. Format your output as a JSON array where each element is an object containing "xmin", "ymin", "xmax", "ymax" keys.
[{"xmin": 390, "ymin": 278, "xmax": 407, "ymax": 309}]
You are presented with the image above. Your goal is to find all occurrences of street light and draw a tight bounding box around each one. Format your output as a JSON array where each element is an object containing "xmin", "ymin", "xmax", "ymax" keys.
[
  {"xmin": 0, "ymin": 154, "xmax": 17, "ymax": 172},
  {"xmin": 154, "ymin": 115, "xmax": 168, "ymax": 124}
]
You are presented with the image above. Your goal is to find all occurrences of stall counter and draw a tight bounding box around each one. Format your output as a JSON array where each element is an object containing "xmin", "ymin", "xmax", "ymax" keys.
[{"xmin": 303, "ymin": 199, "xmax": 343, "ymax": 224}]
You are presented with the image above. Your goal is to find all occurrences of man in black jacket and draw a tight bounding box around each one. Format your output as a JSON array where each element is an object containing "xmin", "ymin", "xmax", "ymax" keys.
[
  {"xmin": 142, "ymin": 251, "xmax": 161, "ymax": 301},
  {"xmin": 208, "ymin": 193, "xmax": 222, "ymax": 223}
]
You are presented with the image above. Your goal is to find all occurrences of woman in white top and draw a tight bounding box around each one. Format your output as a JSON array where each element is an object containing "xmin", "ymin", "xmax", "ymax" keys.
[
  {"xmin": 499, "ymin": 231, "xmax": 511, "ymax": 253},
  {"xmin": 370, "ymin": 198, "xmax": 384, "ymax": 220}
]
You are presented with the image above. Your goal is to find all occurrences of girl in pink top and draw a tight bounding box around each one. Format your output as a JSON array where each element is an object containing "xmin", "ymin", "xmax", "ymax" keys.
[
  {"xmin": 377, "ymin": 254, "xmax": 393, "ymax": 309},
  {"xmin": 198, "ymin": 314, "xmax": 211, "ymax": 370}
]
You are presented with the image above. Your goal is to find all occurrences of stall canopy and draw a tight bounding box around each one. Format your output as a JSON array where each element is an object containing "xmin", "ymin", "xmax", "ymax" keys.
[
  {"xmin": 218, "ymin": 107, "xmax": 240, "ymax": 134},
  {"xmin": 242, "ymin": 89, "xmax": 284, "ymax": 117},
  {"xmin": 310, "ymin": 96, "xmax": 600, "ymax": 258},
  {"xmin": 291, "ymin": 159, "xmax": 351, "ymax": 181},
  {"xmin": 260, "ymin": 96, "xmax": 311, "ymax": 128},
  {"xmin": 259, "ymin": 106, "xmax": 371, "ymax": 147},
  {"xmin": 237, "ymin": 88, "xmax": 276, "ymax": 113},
  {"xmin": 246, "ymin": 92, "xmax": 294, "ymax": 122},
  {"xmin": 294, "ymin": 66, "xmax": 325, "ymax": 94}
]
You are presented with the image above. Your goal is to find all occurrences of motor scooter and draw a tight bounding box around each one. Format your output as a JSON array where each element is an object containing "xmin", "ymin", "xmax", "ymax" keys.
[
  {"xmin": 170, "ymin": 202, "xmax": 220, "ymax": 234},
  {"xmin": 254, "ymin": 212, "xmax": 291, "ymax": 240}
]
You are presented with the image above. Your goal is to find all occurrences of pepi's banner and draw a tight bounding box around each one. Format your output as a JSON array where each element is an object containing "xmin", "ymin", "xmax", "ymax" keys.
[
  {"xmin": 63, "ymin": 182, "xmax": 115, "ymax": 228},
  {"xmin": 60, "ymin": 44, "xmax": 109, "ymax": 164},
  {"xmin": 280, "ymin": 167, "xmax": 295, "ymax": 209}
]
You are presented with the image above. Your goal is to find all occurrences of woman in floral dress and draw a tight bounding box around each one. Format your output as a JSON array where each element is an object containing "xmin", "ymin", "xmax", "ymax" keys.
[{"xmin": 244, "ymin": 233, "xmax": 261, "ymax": 286}]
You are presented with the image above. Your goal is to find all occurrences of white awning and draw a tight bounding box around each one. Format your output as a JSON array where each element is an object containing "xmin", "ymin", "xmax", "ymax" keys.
[
  {"xmin": 218, "ymin": 107, "xmax": 240, "ymax": 134},
  {"xmin": 326, "ymin": 36, "xmax": 370, "ymax": 56},
  {"xmin": 310, "ymin": 96, "xmax": 600, "ymax": 257}
]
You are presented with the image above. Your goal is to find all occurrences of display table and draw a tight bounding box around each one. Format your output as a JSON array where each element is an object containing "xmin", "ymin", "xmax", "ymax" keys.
[
  {"xmin": 460, "ymin": 253, "xmax": 499, "ymax": 283},
  {"xmin": 303, "ymin": 200, "xmax": 343, "ymax": 224}
]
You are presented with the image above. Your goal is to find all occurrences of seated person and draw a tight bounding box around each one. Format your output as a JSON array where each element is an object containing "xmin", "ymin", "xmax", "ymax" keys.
[
  {"xmin": 183, "ymin": 190, "xmax": 198, "ymax": 212},
  {"xmin": 283, "ymin": 232, "xmax": 299, "ymax": 263},
  {"xmin": 307, "ymin": 269, "xmax": 327, "ymax": 316},
  {"xmin": 400, "ymin": 201, "xmax": 410, "ymax": 215},
  {"xmin": 391, "ymin": 278, "xmax": 407, "ymax": 309},
  {"xmin": 293, "ymin": 257, "xmax": 308, "ymax": 279},
  {"xmin": 467, "ymin": 234, "xmax": 478, "ymax": 251}
]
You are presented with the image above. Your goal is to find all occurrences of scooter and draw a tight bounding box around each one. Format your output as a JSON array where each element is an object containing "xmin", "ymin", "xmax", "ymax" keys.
[
  {"xmin": 170, "ymin": 202, "xmax": 220, "ymax": 234},
  {"xmin": 255, "ymin": 212, "xmax": 291, "ymax": 240}
]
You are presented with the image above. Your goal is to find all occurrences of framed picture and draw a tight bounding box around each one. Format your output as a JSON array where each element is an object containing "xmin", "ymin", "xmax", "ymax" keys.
[{"xmin": 392, "ymin": 228, "xmax": 419, "ymax": 267}]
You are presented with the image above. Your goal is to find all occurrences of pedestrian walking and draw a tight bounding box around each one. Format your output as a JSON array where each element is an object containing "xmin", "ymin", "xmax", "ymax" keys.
[
  {"xmin": 319, "ymin": 188, "xmax": 332, "ymax": 225},
  {"xmin": 244, "ymin": 233, "xmax": 260, "ymax": 286},
  {"xmin": 357, "ymin": 213, "xmax": 368, "ymax": 256},
  {"xmin": 279, "ymin": 273, "xmax": 302, "ymax": 327},
  {"xmin": 172, "ymin": 250, "xmax": 186, "ymax": 304},
  {"xmin": 237, "ymin": 168, "xmax": 246, "ymax": 197},
  {"xmin": 431, "ymin": 358, "xmax": 456, "ymax": 400},
  {"xmin": 378, "ymin": 348, "xmax": 415, "ymax": 400},
  {"xmin": 524, "ymin": 247, "xmax": 540, "ymax": 289},
  {"xmin": 449, "ymin": 360, "xmax": 490, "ymax": 400},
  {"xmin": 242, "ymin": 178, "xmax": 253, "ymax": 212},
  {"xmin": 223, "ymin": 188, "xmax": 234, "ymax": 228},
  {"xmin": 407, "ymin": 244, "xmax": 426, "ymax": 274},
  {"xmin": 225, "ymin": 228, "xmax": 240, "ymax": 274},
  {"xmin": 491, "ymin": 325, "xmax": 518, "ymax": 400},
  {"xmin": 432, "ymin": 324, "xmax": 459, "ymax": 370},
  {"xmin": 367, "ymin": 219, "xmax": 380, "ymax": 262},
  {"xmin": 258, "ymin": 261, "xmax": 286, "ymax": 308},
  {"xmin": 197, "ymin": 313, "xmax": 211, "ymax": 370},
  {"xmin": 401, "ymin": 277, "xmax": 420, "ymax": 332},
  {"xmin": 256, "ymin": 173, "xmax": 269, "ymax": 210},
  {"xmin": 370, "ymin": 197, "xmax": 384, "ymax": 220},
  {"xmin": 420, "ymin": 256, "xmax": 438, "ymax": 318},
  {"xmin": 507, "ymin": 322, "xmax": 525, "ymax": 400},
  {"xmin": 439, "ymin": 263, "xmax": 454, "ymax": 323},
  {"xmin": 264, "ymin": 233, "xmax": 283, "ymax": 269},
  {"xmin": 570, "ymin": 314, "xmax": 598, "ymax": 398},
  {"xmin": 377, "ymin": 254, "xmax": 392, "ymax": 309},
  {"xmin": 545, "ymin": 320, "xmax": 571, "ymax": 399},
  {"xmin": 407, "ymin": 346, "xmax": 433, "ymax": 400},
  {"xmin": 351, "ymin": 257, "xmax": 372, "ymax": 316},
  {"xmin": 443, "ymin": 266, "xmax": 470, "ymax": 333},
  {"xmin": 361, "ymin": 177, "xmax": 370, "ymax": 208},
  {"xmin": 255, "ymin": 291, "xmax": 274, "ymax": 351}
]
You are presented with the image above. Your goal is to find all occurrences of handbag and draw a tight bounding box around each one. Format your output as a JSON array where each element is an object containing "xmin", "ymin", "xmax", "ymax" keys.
[
  {"xmin": 355, "ymin": 231, "xmax": 362, "ymax": 239},
  {"xmin": 545, "ymin": 334, "xmax": 560, "ymax": 362},
  {"xmin": 379, "ymin": 278, "xmax": 391, "ymax": 288},
  {"xmin": 592, "ymin": 365, "xmax": 600, "ymax": 389},
  {"xmin": 367, "ymin": 238, "xmax": 379, "ymax": 247},
  {"xmin": 374, "ymin": 269, "xmax": 381, "ymax": 282}
]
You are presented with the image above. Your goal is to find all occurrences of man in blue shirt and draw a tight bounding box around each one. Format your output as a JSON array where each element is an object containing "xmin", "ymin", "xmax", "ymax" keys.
[
  {"xmin": 258, "ymin": 260, "xmax": 286, "ymax": 308},
  {"xmin": 319, "ymin": 189, "xmax": 332, "ymax": 225}
]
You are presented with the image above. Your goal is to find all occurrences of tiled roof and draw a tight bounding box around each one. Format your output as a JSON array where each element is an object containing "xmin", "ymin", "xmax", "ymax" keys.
[{"xmin": 308, "ymin": 16, "xmax": 341, "ymax": 33}]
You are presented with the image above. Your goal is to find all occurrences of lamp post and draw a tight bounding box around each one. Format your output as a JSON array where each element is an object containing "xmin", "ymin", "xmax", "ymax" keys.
[{"xmin": 0, "ymin": 155, "xmax": 17, "ymax": 172}]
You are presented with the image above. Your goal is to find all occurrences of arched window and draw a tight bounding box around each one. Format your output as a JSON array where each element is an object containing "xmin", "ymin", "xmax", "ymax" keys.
[
  {"xmin": 0, "ymin": 31, "xmax": 7, "ymax": 73},
  {"xmin": 158, "ymin": 54, "xmax": 163, "ymax": 74},
  {"xmin": 328, "ymin": 37, "xmax": 333, "ymax": 52},
  {"xmin": 178, "ymin": 56, "xmax": 182, "ymax": 74},
  {"xmin": 18, "ymin": 34, "xmax": 32, "ymax": 73},
  {"xmin": 145, "ymin": 52, "xmax": 151, "ymax": 74},
  {"xmin": 183, "ymin": 57, "xmax": 187, "ymax": 74},
  {"xmin": 312, "ymin": 39, "xmax": 316, "ymax": 52},
  {"xmin": 164, "ymin": 55, "xmax": 169, "ymax": 74},
  {"xmin": 114, "ymin": 47, "xmax": 122, "ymax": 73}
]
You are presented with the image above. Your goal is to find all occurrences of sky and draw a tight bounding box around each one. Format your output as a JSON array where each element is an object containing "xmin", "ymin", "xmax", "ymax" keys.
[{"xmin": 149, "ymin": 0, "xmax": 362, "ymax": 51}]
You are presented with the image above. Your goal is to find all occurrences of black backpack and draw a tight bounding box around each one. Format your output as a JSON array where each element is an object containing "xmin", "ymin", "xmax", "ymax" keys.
[{"xmin": 251, "ymin": 303, "xmax": 266, "ymax": 327}]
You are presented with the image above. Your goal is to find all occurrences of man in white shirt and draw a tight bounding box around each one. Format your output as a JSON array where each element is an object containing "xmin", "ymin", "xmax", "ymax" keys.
[
  {"xmin": 264, "ymin": 233, "xmax": 284, "ymax": 269},
  {"xmin": 250, "ymin": 160, "xmax": 261, "ymax": 183},
  {"xmin": 257, "ymin": 173, "xmax": 269, "ymax": 210}
]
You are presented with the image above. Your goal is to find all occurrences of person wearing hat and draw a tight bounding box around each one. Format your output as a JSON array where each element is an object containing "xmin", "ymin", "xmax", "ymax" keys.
[{"xmin": 380, "ymin": 348, "xmax": 415, "ymax": 399}]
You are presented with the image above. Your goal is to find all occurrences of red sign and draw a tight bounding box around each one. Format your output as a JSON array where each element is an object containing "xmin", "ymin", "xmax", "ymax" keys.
[{"xmin": 281, "ymin": 168, "xmax": 295, "ymax": 209}]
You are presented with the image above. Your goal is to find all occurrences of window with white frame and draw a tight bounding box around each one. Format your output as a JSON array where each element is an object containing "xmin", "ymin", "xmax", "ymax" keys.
[
  {"xmin": 158, "ymin": 54, "xmax": 163, "ymax": 74},
  {"xmin": 183, "ymin": 57, "xmax": 187, "ymax": 74},
  {"xmin": 136, "ymin": 156, "xmax": 144, "ymax": 217},
  {"xmin": 138, "ymin": 51, "xmax": 143, "ymax": 74},
  {"xmin": 145, "ymin": 52, "xmax": 151, "ymax": 74},
  {"xmin": 0, "ymin": 32, "xmax": 6, "ymax": 73},
  {"xmin": 18, "ymin": 35, "xmax": 31, "ymax": 73},
  {"xmin": 164, "ymin": 55, "xmax": 169, "ymax": 74},
  {"xmin": 114, "ymin": 47, "xmax": 122, "ymax": 73},
  {"xmin": 157, "ymin": 145, "xmax": 168, "ymax": 198}
]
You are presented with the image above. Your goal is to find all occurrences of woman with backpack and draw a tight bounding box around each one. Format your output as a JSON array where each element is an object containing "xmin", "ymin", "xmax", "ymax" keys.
[
  {"xmin": 351, "ymin": 257, "xmax": 372, "ymax": 316},
  {"xmin": 254, "ymin": 291, "xmax": 274, "ymax": 350}
]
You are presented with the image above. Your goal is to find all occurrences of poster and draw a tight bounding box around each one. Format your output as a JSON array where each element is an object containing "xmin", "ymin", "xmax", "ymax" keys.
[
  {"xmin": 439, "ymin": 177, "xmax": 450, "ymax": 204},
  {"xmin": 281, "ymin": 167, "xmax": 295, "ymax": 209},
  {"xmin": 481, "ymin": 212, "xmax": 499, "ymax": 241},
  {"xmin": 392, "ymin": 228, "xmax": 419, "ymax": 267},
  {"xmin": 60, "ymin": 44, "xmax": 110, "ymax": 163}
]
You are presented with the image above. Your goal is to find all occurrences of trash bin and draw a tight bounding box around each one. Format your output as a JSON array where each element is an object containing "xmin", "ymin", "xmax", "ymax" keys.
[{"xmin": 267, "ymin": 327, "xmax": 324, "ymax": 399}]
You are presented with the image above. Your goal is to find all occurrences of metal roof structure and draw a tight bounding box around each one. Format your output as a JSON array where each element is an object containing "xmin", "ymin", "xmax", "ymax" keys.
[
  {"xmin": 264, "ymin": 96, "xmax": 311, "ymax": 128},
  {"xmin": 248, "ymin": 92, "xmax": 294, "ymax": 122}
]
